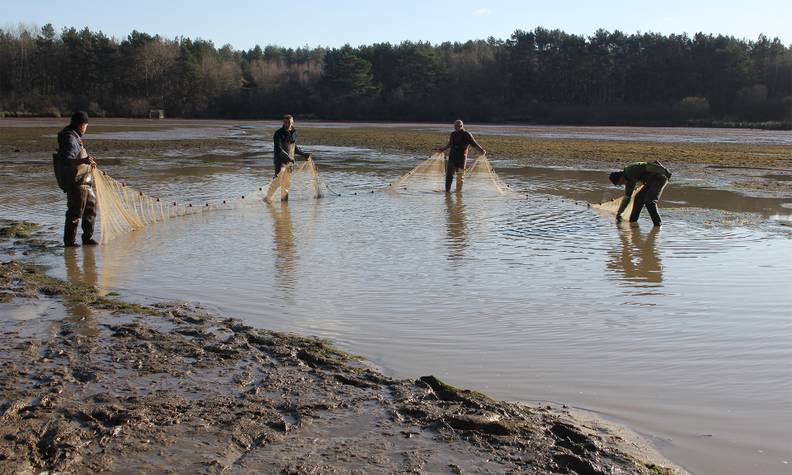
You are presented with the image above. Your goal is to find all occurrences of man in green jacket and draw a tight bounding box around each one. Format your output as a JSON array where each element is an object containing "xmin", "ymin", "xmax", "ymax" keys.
[{"xmin": 609, "ymin": 161, "xmax": 672, "ymax": 226}]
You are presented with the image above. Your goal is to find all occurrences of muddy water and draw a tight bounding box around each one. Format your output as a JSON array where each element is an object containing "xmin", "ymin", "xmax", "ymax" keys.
[{"xmin": 2, "ymin": 124, "xmax": 792, "ymax": 475}]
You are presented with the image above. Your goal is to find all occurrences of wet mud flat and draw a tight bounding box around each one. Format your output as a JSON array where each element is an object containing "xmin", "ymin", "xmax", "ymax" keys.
[
  {"xmin": 4, "ymin": 118, "xmax": 790, "ymax": 197},
  {"xmin": 4, "ymin": 118, "xmax": 792, "ymax": 170},
  {"xmin": 0, "ymin": 121, "xmax": 243, "ymax": 159},
  {"xmin": 0, "ymin": 237, "xmax": 677, "ymax": 473}
]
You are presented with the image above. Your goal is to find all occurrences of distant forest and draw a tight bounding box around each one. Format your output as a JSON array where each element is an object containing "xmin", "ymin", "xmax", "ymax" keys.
[{"xmin": 1, "ymin": 24, "xmax": 791, "ymax": 127}]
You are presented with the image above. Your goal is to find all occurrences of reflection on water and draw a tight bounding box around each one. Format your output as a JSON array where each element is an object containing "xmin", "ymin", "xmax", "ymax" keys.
[
  {"xmin": 608, "ymin": 225, "xmax": 662, "ymax": 285},
  {"xmin": 267, "ymin": 202, "xmax": 297, "ymax": 293},
  {"xmin": 444, "ymin": 193, "xmax": 467, "ymax": 263},
  {"xmin": 4, "ymin": 124, "xmax": 792, "ymax": 475},
  {"xmin": 62, "ymin": 247, "xmax": 99, "ymax": 336}
]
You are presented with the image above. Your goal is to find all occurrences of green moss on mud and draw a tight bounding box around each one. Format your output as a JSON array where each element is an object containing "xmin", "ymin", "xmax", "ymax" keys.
[
  {"xmin": 0, "ymin": 221, "xmax": 40, "ymax": 239},
  {"xmin": 273, "ymin": 331, "xmax": 362, "ymax": 368},
  {"xmin": 644, "ymin": 462, "xmax": 680, "ymax": 475},
  {"xmin": 0, "ymin": 261, "xmax": 160, "ymax": 316},
  {"xmin": 419, "ymin": 375, "xmax": 490, "ymax": 401}
]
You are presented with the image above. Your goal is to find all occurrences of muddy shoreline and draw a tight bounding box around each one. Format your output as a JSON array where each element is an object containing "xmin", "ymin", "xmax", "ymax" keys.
[{"xmin": 0, "ymin": 224, "xmax": 679, "ymax": 474}]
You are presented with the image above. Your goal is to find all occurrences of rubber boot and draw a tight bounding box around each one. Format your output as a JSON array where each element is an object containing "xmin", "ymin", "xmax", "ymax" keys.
[
  {"xmin": 646, "ymin": 201, "xmax": 662, "ymax": 226},
  {"xmin": 455, "ymin": 170, "xmax": 465, "ymax": 193},
  {"xmin": 81, "ymin": 188, "xmax": 97, "ymax": 244},
  {"xmin": 629, "ymin": 189, "xmax": 647, "ymax": 223},
  {"xmin": 445, "ymin": 161, "xmax": 454, "ymax": 193},
  {"xmin": 64, "ymin": 219, "xmax": 79, "ymax": 246},
  {"xmin": 64, "ymin": 192, "xmax": 81, "ymax": 246}
]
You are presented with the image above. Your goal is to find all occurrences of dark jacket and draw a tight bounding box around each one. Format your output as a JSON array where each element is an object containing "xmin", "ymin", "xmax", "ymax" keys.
[
  {"xmin": 446, "ymin": 130, "xmax": 482, "ymax": 163},
  {"xmin": 54, "ymin": 126, "xmax": 90, "ymax": 191},
  {"xmin": 622, "ymin": 162, "xmax": 671, "ymax": 195},
  {"xmin": 617, "ymin": 161, "xmax": 672, "ymax": 215},
  {"xmin": 273, "ymin": 127, "xmax": 308, "ymax": 164}
]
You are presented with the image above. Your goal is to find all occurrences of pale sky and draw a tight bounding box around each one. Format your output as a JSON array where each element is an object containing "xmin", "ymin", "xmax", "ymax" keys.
[{"xmin": 4, "ymin": 0, "xmax": 790, "ymax": 49}]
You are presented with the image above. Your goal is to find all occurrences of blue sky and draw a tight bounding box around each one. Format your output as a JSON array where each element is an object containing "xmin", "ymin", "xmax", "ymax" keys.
[{"xmin": 4, "ymin": 0, "xmax": 791, "ymax": 49}]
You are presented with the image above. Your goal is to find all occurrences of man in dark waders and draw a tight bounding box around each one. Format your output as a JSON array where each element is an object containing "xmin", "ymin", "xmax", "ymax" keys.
[
  {"xmin": 54, "ymin": 111, "xmax": 97, "ymax": 246},
  {"xmin": 437, "ymin": 120, "xmax": 486, "ymax": 193},
  {"xmin": 609, "ymin": 161, "xmax": 672, "ymax": 226},
  {"xmin": 268, "ymin": 114, "xmax": 311, "ymax": 202}
]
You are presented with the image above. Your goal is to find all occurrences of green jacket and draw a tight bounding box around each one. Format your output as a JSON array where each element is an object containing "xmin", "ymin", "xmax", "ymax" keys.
[{"xmin": 617, "ymin": 162, "xmax": 671, "ymax": 215}]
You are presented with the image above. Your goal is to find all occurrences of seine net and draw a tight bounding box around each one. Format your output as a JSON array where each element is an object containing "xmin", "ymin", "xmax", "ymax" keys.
[
  {"xmin": 464, "ymin": 154, "xmax": 517, "ymax": 195},
  {"xmin": 386, "ymin": 153, "xmax": 514, "ymax": 195},
  {"xmin": 265, "ymin": 158, "xmax": 322, "ymax": 203},
  {"xmin": 93, "ymin": 157, "xmax": 324, "ymax": 244},
  {"xmin": 589, "ymin": 186, "xmax": 641, "ymax": 217},
  {"xmin": 385, "ymin": 152, "xmax": 447, "ymax": 192}
]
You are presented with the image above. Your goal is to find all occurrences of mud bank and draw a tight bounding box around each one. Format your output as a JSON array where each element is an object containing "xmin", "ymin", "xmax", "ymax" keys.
[
  {"xmin": 4, "ymin": 120, "xmax": 791, "ymax": 171},
  {"xmin": 296, "ymin": 127, "xmax": 792, "ymax": 169},
  {"xmin": 0, "ymin": 253, "xmax": 679, "ymax": 473},
  {"xmin": 0, "ymin": 124, "xmax": 242, "ymax": 158},
  {"xmin": 5, "ymin": 119, "xmax": 790, "ymax": 198}
]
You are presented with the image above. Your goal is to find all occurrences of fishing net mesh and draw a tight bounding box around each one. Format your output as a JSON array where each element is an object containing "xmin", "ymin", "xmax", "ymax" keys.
[
  {"xmin": 464, "ymin": 154, "xmax": 516, "ymax": 195},
  {"xmin": 589, "ymin": 187, "xmax": 641, "ymax": 217},
  {"xmin": 386, "ymin": 153, "xmax": 515, "ymax": 195},
  {"xmin": 93, "ymin": 158, "xmax": 323, "ymax": 244},
  {"xmin": 385, "ymin": 152, "xmax": 447, "ymax": 191},
  {"xmin": 265, "ymin": 159, "xmax": 322, "ymax": 203}
]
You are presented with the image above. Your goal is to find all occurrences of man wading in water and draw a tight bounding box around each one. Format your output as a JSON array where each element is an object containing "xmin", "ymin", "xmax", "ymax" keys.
[
  {"xmin": 267, "ymin": 114, "xmax": 312, "ymax": 202},
  {"xmin": 54, "ymin": 111, "xmax": 97, "ymax": 246},
  {"xmin": 436, "ymin": 120, "xmax": 486, "ymax": 193},
  {"xmin": 609, "ymin": 161, "xmax": 672, "ymax": 226}
]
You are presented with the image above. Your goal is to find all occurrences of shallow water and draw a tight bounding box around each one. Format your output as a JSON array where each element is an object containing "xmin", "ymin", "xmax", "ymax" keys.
[{"xmin": 2, "ymin": 123, "xmax": 792, "ymax": 475}]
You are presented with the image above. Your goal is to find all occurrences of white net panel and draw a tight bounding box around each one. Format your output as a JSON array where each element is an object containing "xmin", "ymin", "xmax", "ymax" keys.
[
  {"xmin": 385, "ymin": 152, "xmax": 447, "ymax": 192},
  {"xmin": 590, "ymin": 186, "xmax": 642, "ymax": 217},
  {"xmin": 386, "ymin": 153, "xmax": 514, "ymax": 195},
  {"xmin": 464, "ymin": 154, "xmax": 518, "ymax": 196},
  {"xmin": 93, "ymin": 157, "xmax": 324, "ymax": 244},
  {"xmin": 265, "ymin": 158, "xmax": 323, "ymax": 203}
]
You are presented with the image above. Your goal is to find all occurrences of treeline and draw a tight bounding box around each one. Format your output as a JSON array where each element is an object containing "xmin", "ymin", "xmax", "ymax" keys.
[{"xmin": 1, "ymin": 24, "xmax": 791, "ymax": 126}]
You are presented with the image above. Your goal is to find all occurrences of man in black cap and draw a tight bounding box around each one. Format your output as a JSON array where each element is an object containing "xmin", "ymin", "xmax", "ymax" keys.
[
  {"xmin": 436, "ymin": 120, "xmax": 486, "ymax": 193},
  {"xmin": 54, "ymin": 111, "xmax": 97, "ymax": 246},
  {"xmin": 609, "ymin": 161, "xmax": 672, "ymax": 226}
]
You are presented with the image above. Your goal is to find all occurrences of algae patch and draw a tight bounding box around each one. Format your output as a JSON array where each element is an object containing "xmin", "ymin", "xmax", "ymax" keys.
[{"xmin": 0, "ymin": 221, "xmax": 39, "ymax": 239}]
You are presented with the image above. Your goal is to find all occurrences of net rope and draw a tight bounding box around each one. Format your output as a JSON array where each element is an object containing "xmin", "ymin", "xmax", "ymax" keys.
[{"xmin": 93, "ymin": 157, "xmax": 324, "ymax": 244}]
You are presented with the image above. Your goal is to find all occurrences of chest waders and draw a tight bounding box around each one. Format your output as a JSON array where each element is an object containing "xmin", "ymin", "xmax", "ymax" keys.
[
  {"xmin": 64, "ymin": 147, "xmax": 97, "ymax": 245},
  {"xmin": 445, "ymin": 155, "xmax": 466, "ymax": 193},
  {"xmin": 267, "ymin": 143, "xmax": 296, "ymax": 203}
]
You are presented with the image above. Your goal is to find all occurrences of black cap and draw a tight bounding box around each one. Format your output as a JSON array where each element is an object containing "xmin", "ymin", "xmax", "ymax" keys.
[
  {"xmin": 609, "ymin": 171, "xmax": 623, "ymax": 185},
  {"xmin": 70, "ymin": 111, "xmax": 89, "ymax": 125}
]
